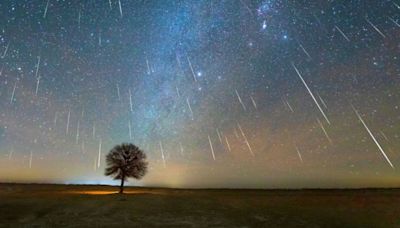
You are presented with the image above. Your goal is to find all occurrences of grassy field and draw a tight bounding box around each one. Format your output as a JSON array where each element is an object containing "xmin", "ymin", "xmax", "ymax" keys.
[{"xmin": 0, "ymin": 184, "xmax": 399, "ymax": 227}]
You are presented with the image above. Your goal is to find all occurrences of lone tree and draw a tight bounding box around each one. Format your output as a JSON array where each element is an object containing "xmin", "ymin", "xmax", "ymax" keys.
[{"xmin": 105, "ymin": 143, "xmax": 148, "ymax": 193}]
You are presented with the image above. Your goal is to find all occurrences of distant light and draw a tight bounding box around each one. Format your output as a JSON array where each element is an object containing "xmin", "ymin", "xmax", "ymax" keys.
[
  {"xmin": 283, "ymin": 35, "xmax": 288, "ymax": 39},
  {"xmin": 197, "ymin": 72, "xmax": 202, "ymax": 77},
  {"xmin": 262, "ymin": 20, "xmax": 267, "ymax": 30}
]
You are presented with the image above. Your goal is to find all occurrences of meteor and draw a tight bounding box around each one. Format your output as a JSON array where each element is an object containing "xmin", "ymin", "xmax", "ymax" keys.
[
  {"xmin": 235, "ymin": 89, "xmax": 247, "ymax": 111},
  {"xmin": 351, "ymin": 105, "xmax": 394, "ymax": 169},
  {"xmin": 334, "ymin": 25, "xmax": 350, "ymax": 42},
  {"xmin": 225, "ymin": 136, "xmax": 231, "ymax": 152},
  {"xmin": 29, "ymin": 151, "xmax": 33, "ymax": 168},
  {"xmin": 292, "ymin": 63, "xmax": 331, "ymax": 125},
  {"xmin": 187, "ymin": 56, "xmax": 197, "ymax": 82},
  {"xmin": 299, "ymin": 43, "xmax": 311, "ymax": 59},
  {"xmin": 66, "ymin": 110, "xmax": 71, "ymax": 135},
  {"xmin": 97, "ymin": 139, "xmax": 102, "ymax": 168},
  {"xmin": 129, "ymin": 88, "xmax": 133, "ymax": 112},
  {"xmin": 43, "ymin": 0, "xmax": 50, "ymax": 18},
  {"xmin": 159, "ymin": 141, "xmax": 166, "ymax": 168},
  {"xmin": 216, "ymin": 128, "xmax": 223, "ymax": 144},
  {"xmin": 250, "ymin": 95, "xmax": 257, "ymax": 109},
  {"xmin": 118, "ymin": 0, "xmax": 123, "ymax": 18},
  {"xmin": 10, "ymin": 81, "xmax": 17, "ymax": 104},
  {"xmin": 237, "ymin": 123, "xmax": 254, "ymax": 156},
  {"xmin": 186, "ymin": 97, "xmax": 194, "ymax": 120},
  {"xmin": 208, "ymin": 135, "xmax": 216, "ymax": 160},
  {"xmin": 317, "ymin": 118, "xmax": 332, "ymax": 144},
  {"xmin": 365, "ymin": 17, "xmax": 386, "ymax": 38},
  {"xmin": 295, "ymin": 146, "xmax": 303, "ymax": 163},
  {"xmin": 1, "ymin": 42, "xmax": 10, "ymax": 58}
]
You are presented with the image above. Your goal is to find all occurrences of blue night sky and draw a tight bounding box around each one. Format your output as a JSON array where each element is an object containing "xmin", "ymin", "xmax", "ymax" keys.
[{"xmin": 0, "ymin": 0, "xmax": 399, "ymax": 188}]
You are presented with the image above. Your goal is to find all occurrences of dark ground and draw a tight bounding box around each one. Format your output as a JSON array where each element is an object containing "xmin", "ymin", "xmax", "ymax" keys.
[{"xmin": 0, "ymin": 184, "xmax": 399, "ymax": 227}]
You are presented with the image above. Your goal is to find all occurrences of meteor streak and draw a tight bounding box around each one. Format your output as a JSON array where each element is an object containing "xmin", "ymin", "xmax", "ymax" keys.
[
  {"xmin": 292, "ymin": 63, "xmax": 331, "ymax": 125},
  {"xmin": 97, "ymin": 139, "xmax": 102, "ymax": 168},
  {"xmin": 237, "ymin": 123, "xmax": 254, "ymax": 156},
  {"xmin": 295, "ymin": 146, "xmax": 303, "ymax": 163},
  {"xmin": 317, "ymin": 118, "xmax": 333, "ymax": 144},
  {"xmin": 187, "ymin": 56, "xmax": 197, "ymax": 82},
  {"xmin": 208, "ymin": 135, "xmax": 216, "ymax": 160},
  {"xmin": 352, "ymin": 105, "xmax": 394, "ymax": 169},
  {"xmin": 235, "ymin": 89, "xmax": 246, "ymax": 111},
  {"xmin": 334, "ymin": 25, "xmax": 350, "ymax": 41},
  {"xmin": 365, "ymin": 17, "xmax": 386, "ymax": 38},
  {"xmin": 186, "ymin": 97, "xmax": 194, "ymax": 120},
  {"xmin": 159, "ymin": 141, "xmax": 166, "ymax": 168},
  {"xmin": 43, "ymin": 0, "xmax": 50, "ymax": 18}
]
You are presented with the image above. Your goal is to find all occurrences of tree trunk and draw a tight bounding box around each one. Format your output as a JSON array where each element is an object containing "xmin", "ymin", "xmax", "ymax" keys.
[{"xmin": 119, "ymin": 177, "xmax": 125, "ymax": 194}]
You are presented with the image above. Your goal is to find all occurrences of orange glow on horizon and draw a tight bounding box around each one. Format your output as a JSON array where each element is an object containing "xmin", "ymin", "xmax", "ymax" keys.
[{"xmin": 65, "ymin": 190, "xmax": 164, "ymax": 195}]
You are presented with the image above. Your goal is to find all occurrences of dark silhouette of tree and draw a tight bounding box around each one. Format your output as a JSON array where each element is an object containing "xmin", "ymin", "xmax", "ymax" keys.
[{"xmin": 105, "ymin": 143, "xmax": 148, "ymax": 193}]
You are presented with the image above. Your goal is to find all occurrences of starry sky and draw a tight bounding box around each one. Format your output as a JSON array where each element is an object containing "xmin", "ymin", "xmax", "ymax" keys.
[{"xmin": 0, "ymin": 0, "xmax": 399, "ymax": 188}]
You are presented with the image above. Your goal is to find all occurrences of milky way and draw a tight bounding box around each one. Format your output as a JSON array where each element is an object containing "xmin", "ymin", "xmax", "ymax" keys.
[{"xmin": 0, "ymin": 0, "xmax": 399, "ymax": 188}]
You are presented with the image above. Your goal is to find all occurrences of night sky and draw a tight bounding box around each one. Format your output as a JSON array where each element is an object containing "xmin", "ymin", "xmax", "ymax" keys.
[{"xmin": 0, "ymin": 0, "xmax": 400, "ymax": 188}]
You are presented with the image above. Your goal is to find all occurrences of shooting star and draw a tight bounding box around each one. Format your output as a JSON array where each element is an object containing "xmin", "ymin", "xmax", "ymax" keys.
[
  {"xmin": 283, "ymin": 98, "xmax": 294, "ymax": 113},
  {"xmin": 365, "ymin": 17, "xmax": 386, "ymax": 38},
  {"xmin": 176, "ymin": 86, "xmax": 180, "ymax": 98},
  {"xmin": 159, "ymin": 141, "xmax": 166, "ymax": 168},
  {"xmin": 388, "ymin": 16, "xmax": 400, "ymax": 27},
  {"xmin": 128, "ymin": 120, "xmax": 132, "ymax": 140},
  {"xmin": 216, "ymin": 128, "xmax": 223, "ymax": 144},
  {"xmin": 317, "ymin": 92, "xmax": 328, "ymax": 109},
  {"xmin": 299, "ymin": 43, "xmax": 311, "ymax": 59},
  {"xmin": 97, "ymin": 139, "xmax": 102, "ymax": 168},
  {"xmin": 250, "ymin": 95, "xmax": 257, "ymax": 109},
  {"xmin": 208, "ymin": 135, "xmax": 216, "ymax": 160},
  {"xmin": 235, "ymin": 89, "xmax": 247, "ymax": 111},
  {"xmin": 334, "ymin": 25, "xmax": 350, "ymax": 42},
  {"xmin": 351, "ymin": 105, "xmax": 394, "ymax": 169},
  {"xmin": 66, "ymin": 110, "xmax": 71, "ymax": 135},
  {"xmin": 225, "ymin": 136, "xmax": 231, "ymax": 152},
  {"xmin": 78, "ymin": 9, "xmax": 81, "ymax": 29},
  {"xmin": 116, "ymin": 84, "xmax": 121, "ymax": 100},
  {"xmin": 35, "ymin": 56, "xmax": 41, "ymax": 78},
  {"xmin": 237, "ymin": 123, "xmax": 254, "ymax": 156},
  {"xmin": 317, "ymin": 118, "xmax": 333, "ymax": 144},
  {"xmin": 76, "ymin": 120, "xmax": 80, "ymax": 144},
  {"xmin": 187, "ymin": 56, "xmax": 197, "ymax": 82},
  {"xmin": 292, "ymin": 63, "xmax": 331, "ymax": 125},
  {"xmin": 10, "ymin": 81, "xmax": 17, "ymax": 104},
  {"xmin": 380, "ymin": 130, "xmax": 389, "ymax": 141},
  {"xmin": 186, "ymin": 97, "xmax": 194, "ymax": 120},
  {"xmin": 118, "ymin": 0, "xmax": 123, "ymax": 18},
  {"xmin": 146, "ymin": 57, "xmax": 151, "ymax": 75},
  {"xmin": 129, "ymin": 88, "xmax": 133, "ymax": 112},
  {"xmin": 295, "ymin": 146, "xmax": 303, "ymax": 163},
  {"xmin": 1, "ymin": 42, "xmax": 10, "ymax": 58},
  {"xmin": 43, "ymin": 0, "xmax": 50, "ymax": 18},
  {"xmin": 35, "ymin": 76, "xmax": 41, "ymax": 95}
]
